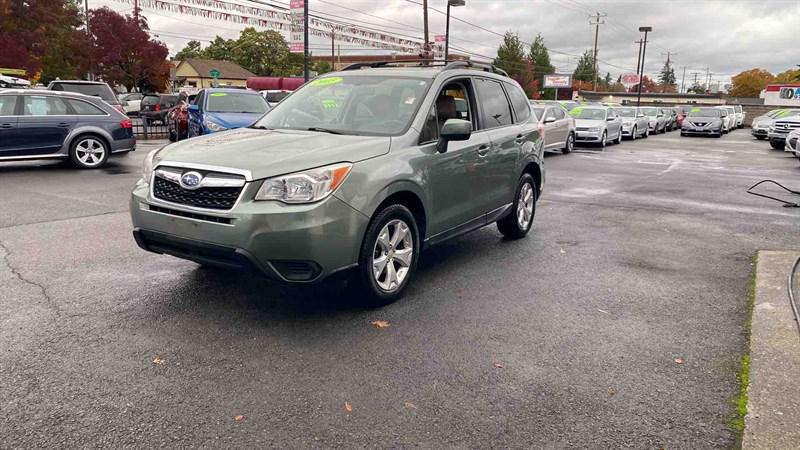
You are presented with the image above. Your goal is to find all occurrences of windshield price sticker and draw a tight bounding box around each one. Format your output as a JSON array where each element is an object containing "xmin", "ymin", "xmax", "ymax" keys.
[
  {"xmin": 210, "ymin": 92, "xmax": 227, "ymax": 97},
  {"xmin": 310, "ymin": 77, "xmax": 343, "ymax": 87}
]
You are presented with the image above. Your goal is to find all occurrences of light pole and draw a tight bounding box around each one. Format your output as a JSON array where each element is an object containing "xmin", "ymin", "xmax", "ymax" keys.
[
  {"xmin": 636, "ymin": 26, "xmax": 652, "ymax": 111},
  {"xmin": 445, "ymin": 0, "xmax": 465, "ymax": 61}
]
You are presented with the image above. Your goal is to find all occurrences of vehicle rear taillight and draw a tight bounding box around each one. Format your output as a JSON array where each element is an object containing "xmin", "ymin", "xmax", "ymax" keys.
[
  {"xmin": 154, "ymin": 104, "xmax": 161, "ymax": 112},
  {"xmin": 120, "ymin": 119, "xmax": 132, "ymax": 129}
]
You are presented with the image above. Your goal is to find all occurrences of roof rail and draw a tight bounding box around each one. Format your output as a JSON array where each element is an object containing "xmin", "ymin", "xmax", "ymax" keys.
[
  {"xmin": 341, "ymin": 59, "xmax": 448, "ymax": 71},
  {"xmin": 443, "ymin": 60, "xmax": 509, "ymax": 77}
]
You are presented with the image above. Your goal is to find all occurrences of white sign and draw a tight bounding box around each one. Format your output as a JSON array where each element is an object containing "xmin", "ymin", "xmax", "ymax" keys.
[
  {"xmin": 543, "ymin": 74, "xmax": 571, "ymax": 89},
  {"xmin": 621, "ymin": 73, "xmax": 640, "ymax": 86},
  {"xmin": 289, "ymin": 0, "xmax": 305, "ymax": 53}
]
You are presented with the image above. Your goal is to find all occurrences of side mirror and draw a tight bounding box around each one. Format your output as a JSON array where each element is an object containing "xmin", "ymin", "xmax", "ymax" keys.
[
  {"xmin": 544, "ymin": 117, "xmax": 556, "ymax": 124},
  {"xmin": 437, "ymin": 119, "xmax": 471, "ymax": 153},
  {"xmin": 637, "ymin": 113, "xmax": 645, "ymax": 118},
  {"xmin": 188, "ymin": 104, "xmax": 199, "ymax": 112},
  {"xmin": 607, "ymin": 117, "xmax": 615, "ymax": 121}
]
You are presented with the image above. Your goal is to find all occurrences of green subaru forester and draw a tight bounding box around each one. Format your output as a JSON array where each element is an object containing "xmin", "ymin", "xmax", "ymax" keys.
[{"xmin": 131, "ymin": 61, "xmax": 545, "ymax": 305}]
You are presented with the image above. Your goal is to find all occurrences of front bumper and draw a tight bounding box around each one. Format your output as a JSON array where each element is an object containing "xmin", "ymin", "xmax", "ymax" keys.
[
  {"xmin": 751, "ymin": 128, "xmax": 768, "ymax": 137},
  {"xmin": 575, "ymin": 131, "xmax": 602, "ymax": 142},
  {"xmin": 681, "ymin": 126, "xmax": 721, "ymax": 135},
  {"xmin": 768, "ymin": 132, "xmax": 788, "ymax": 143},
  {"xmin": 130, "ymin": 178, "xmax": 368, "ymax": 283}
]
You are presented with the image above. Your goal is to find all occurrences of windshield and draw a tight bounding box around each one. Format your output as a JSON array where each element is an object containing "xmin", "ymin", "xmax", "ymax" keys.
[
  {"xmin": 531, "ymin": 107, "xmax": 545, "ymax": 120},
  {"xmin": 559, "ymin": 101, "xmax": 579, "ymax": 111},
  {"xmin": 687, "ymin": 108, "xmax": 721, "ymax": 117},
  {"xmin": 569, "ymin": 107, "xmax": 606, "ymax": 120},
  {"xmin": 206, "ymin": 92, "xmax": 269, "ymax": 114},
  {"xmin": 614, "ymin": 108, "xmax": 637, "ymax": 118},
  {"xmin": 774, "ymin": 109, "xmax": 800, "ymax": 118},
  {"xmin": 50, "ymin": 82, "xmax": 118, "ymax": 103},
  {"xmin": 266, "ymin": 91, "xmax": 291, "ymax": 103},
  {"xmin": 254, "ymin": 75, "xmax": 431, "ymax": 136},
  {"xmin": 640, "ymin": 107, "xmax": 658, "ymax": 117}
]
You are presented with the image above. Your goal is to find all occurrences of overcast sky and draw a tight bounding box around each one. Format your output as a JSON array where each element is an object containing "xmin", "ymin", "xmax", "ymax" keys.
[{"xmin": 96, "ymin": 0, "xmax": 800, "ymax": 87}]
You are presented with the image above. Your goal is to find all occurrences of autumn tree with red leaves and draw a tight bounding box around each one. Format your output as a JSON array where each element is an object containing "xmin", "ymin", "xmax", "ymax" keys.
[
  {"xmin": 87, "ymin": 7, "xmax": 169, "ymax": 92},
  {"xmin": 628, "ymin": 76, "xmax": 657, "ymax": 93}
]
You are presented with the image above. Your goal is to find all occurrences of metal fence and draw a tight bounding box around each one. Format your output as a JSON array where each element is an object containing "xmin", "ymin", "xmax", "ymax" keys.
[{"xmin": 131, "ymin": 118, "xmax": 169, "ymax": 139}]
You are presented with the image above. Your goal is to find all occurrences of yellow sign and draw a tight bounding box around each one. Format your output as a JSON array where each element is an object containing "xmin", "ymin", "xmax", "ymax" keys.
[
  {"xmin": 0, "ymin": 68, "xmax": 26, "ymax": 76},
  {"xmin": 309, "ymin": 77, "xmax": 343, "ymax": 87}
]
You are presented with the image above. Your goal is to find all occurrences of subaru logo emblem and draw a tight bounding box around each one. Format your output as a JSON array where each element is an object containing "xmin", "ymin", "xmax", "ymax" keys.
[{"xmin": 180, "ymin": 171, "xmax": 203, "ymax": 190}]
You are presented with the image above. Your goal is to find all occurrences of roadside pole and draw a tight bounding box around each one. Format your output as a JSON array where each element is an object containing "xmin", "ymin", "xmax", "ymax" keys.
[
  {"xmin": 303, "ymin": 0, "xmax": 309, "ymax": 81},
  {"xmin": 636, "ymin": 26, "xmax": 652, "ymax": 111}
]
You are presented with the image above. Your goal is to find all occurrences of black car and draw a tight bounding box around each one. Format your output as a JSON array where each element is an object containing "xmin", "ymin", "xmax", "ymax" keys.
[
  {"xmin": 48, "ymin": 80, "xmax": 124, "ymax": 114},
  {"xmin": 140, "ymin": 94, "xmax": 178, "ymax": 125},
  {"xmin": 0, "ymin": 89, "xmax": 135, "ymax": 168}
]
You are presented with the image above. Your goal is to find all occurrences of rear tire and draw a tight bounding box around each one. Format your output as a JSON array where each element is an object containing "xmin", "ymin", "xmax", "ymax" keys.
[
  {"xmin": 69, "ymin": 135, "xmax": 109, "ymax": 169},
  {"xmin": 497, "ymin": 173, "xmax": 536, "ymax": 240},
  {"xmin": 355, "ymin": 204, "xmax": 420, "ymax": 307},
  {"xmin": 614, "ymin": 130, "xmax": 622, "ymax": 144}
]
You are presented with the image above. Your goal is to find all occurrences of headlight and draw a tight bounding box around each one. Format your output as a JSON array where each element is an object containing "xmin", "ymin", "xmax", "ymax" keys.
[
  {"xmin": 142, "ymin": 147, "xmax": 162, "ymax": 181},
  {"xmin": 204, "ymin": 119, "xmax": 226, "ymax": 132},
  {"xmin": 254, "ymin": 163, "xmax": 353, "ymax": 204},
  {"xmin": 587, "ymin": 127, "xmax": 601, "ymax": 132}
]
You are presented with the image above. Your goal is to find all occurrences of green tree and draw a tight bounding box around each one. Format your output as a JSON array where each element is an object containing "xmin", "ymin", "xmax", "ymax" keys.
[
  {"xmin": 573, "ymin": 50, "xmax": 594, "ymax": 82},
  {"xmin": 175, "ymin": 40, "xmax": 204, "ymax": 60},
  {"xmin": 527, "ymin": 33, "xmax": 555, "ymax": 99},
  {"xmin": 493, "ymin": 32, "xmax": 526, "ymax": 79},
  {"xmin": 313, "ymin": 60, "xmax": 332, "ymax": 75},
  {"xmin": 204, "ymin": 36, "xmax": 236, "ymax": 60},
  {"xmin": 602, "ymin": 72, "xmax": 612, "ymax": 89},
  {"xmin": 658, "ymin": 60, "xmax": 677, "ymax": 92},
  {"xmin": 233, "ymin": 28, "xmax": 291, "ymax": 76}
]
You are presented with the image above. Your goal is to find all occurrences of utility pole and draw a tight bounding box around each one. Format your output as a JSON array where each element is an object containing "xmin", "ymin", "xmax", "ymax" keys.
[
  {"xmin": 331, "ymin": 31, "xmax": 335, "ymax": 71},
  {"xmin": 422, "ymin": 0, "xmax": 430, "ymax": 61},
  {"xmin": 134, "ymin": 0, "xmax": 139, "ymax": 19},
  {"xmin": 704, "ymin": 67, "xmax": 711, "ymax": 92},
  {"xmin": 636, "ymin": 26, "xmax": 652, "ymax": 110},
  {"xmin": 84, "ymin": 0, "xmax": 94, "ymax": 81},
  {"xmin": 635, "ymin": 39, "xmax": 643, "ymax": 74},
  {"xmin": 590, "ymin": 12, "xmax": 606, "ymax": 91},
  {"xmin": 303, "ymin": 0, "xmax": 309, "ymax": 81},
  {"xmin": 680, "ymin": 66, "xmax": 686, "ymax": 93}
]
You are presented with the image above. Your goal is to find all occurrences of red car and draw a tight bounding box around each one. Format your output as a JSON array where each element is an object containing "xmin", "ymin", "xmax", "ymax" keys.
[
  {"xmin": 674, "ymin": 105, "xmax": 693, "ymax": 128},
  {"xmin": 167, "ymin": 94, "xmax": 195, "ymax": 142}
]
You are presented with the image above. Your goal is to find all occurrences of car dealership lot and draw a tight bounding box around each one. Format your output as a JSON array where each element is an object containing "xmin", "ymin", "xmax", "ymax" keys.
[{"xmin": 1, "ymin": 131, "xmax": 798, "ymax": 447}]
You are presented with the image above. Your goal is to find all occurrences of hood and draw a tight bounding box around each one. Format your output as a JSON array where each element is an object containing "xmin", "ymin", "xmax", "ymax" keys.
[
  {"xmin": 575, "ymin": 118, "xmax": 604, "ymax": 128},
  {"xmin": 204, "ymin": 112, "xmax": 264, "ymax": 129},
  {"xmin": 154, "ymin": 128, "xmax": 391, "ymax": 180}
]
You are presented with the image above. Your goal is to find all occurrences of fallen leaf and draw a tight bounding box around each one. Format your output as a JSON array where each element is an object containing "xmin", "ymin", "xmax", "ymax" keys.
[
  {"xmin": 674, "ymin": 358, "xmax": 685, "ymax": 365},
  {"xmin": 371, "ymin": 320, "xmax": 390, "ymax": 328},
  {"xmin": 234, "ymin": 415, "xmax": 246, "ymax": 422},
  {"xmin": 597, "ymin": 309, "xmax": 610, "ymax": 315},
  {"xmin": 344, "ymin": 402, "xmax": 353, "ymax": 413},
  {"xmin": 494, "ymin": 362, "xmax": 504, "ymax": 369},
  {"xmin": 152, "ymin": 356, "xmax": 165, "ymax": 365},
  {"xmin": 559, "ymin": 248, "xmax": 566, "ymax": 254},
  {"xmin": 404, "ymin": 401, "xmax": 417, "ymax": 410}
]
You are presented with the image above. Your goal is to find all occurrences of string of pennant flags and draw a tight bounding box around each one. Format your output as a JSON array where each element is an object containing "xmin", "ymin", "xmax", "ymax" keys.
[{"xmin": 110, "ymin": 0, "xmax": 423, "ymax": 52}]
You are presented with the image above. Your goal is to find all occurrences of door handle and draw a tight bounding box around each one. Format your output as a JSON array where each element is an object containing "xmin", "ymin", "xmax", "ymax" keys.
[
  {"xmin": 515, "ymin": 134, "xmax": 526, "ymax": 145},
  {"xmin": 477, "ymin": 144, "xmax": 490, "ymax": 156},
  {"xmin": 0, "ymin": 123, "xmax": 13, "ymax": 129},
  {"xmin": 57, "ymin": 122, "xmax": 71, "ymax": 128}
]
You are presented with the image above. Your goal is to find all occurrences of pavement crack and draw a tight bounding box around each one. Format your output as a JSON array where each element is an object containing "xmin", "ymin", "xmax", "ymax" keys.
[{"xmin": 0, "ymin": 239, "xmax": 62, "ymax": 316}]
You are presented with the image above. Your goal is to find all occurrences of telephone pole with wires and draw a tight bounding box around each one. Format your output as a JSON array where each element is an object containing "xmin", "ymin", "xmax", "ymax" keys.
[
  {"xmin": 635, "ymin": 39, "xmax": 643, "ymax": 74},
  {"xmin": 590, "ymin": 12, "xmax": 606, "ymax": 91}
]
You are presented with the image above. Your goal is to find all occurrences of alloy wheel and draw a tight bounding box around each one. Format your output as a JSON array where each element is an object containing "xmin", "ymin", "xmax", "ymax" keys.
[
  {"xmin": 75, "ymin": 138, "xmax": 106, "ymax": 167},
  {"xmin": 516, "ymin": 182, "xmax": 534, "ymax": 230},
  {"xmin": 372, "ymin": 219, "xmax": 414, "ymax": 292}
]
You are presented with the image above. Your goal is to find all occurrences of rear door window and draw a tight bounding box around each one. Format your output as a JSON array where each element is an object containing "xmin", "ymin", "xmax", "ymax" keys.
[
  {"xmin": 23, "ymin": 96, "xmax": 70, "ymax": 116},
  {"xmin": 0, "ymin": 95, "xmax": 18, "ymax": 116},
  {"xmin": 504, "ymin": 82, "xmax": 531, "ymax": 123},
  {"xmin": 474, "ymin": 78, "xmax": 513, "ymax": 129}
]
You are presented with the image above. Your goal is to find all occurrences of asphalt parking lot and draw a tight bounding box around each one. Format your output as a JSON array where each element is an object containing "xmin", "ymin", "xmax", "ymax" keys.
[{"xmin": 1, "ymin": 130, "xmax": 798, "ymax": 448}]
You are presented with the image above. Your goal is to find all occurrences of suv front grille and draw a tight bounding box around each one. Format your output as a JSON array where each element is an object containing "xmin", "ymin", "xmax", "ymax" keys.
[{"xmin": 153, "ymin": 169, "xmax": 244, "ymax": 210}]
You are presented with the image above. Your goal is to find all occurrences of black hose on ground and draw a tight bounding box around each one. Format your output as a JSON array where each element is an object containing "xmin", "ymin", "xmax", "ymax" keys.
[{"xmin": 746, "ymin": 180, "xmax": 800, "ymax": 208}]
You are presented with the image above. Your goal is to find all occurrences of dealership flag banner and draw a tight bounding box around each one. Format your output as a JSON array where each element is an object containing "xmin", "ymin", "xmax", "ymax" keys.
[
  {"xmin": 289, "ymin": 0, "xmax": 304, "ymax": 53},
  {"xmin": 111, "ymin": 0, "xmax": 420, "ymax": 52}
]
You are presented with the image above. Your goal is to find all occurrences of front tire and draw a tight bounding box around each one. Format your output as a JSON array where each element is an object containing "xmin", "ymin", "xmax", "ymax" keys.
[
  {"xmin": 755, "ymin": 135, "xmax": 767, "ymax": 140},
  {"xmin": 770, "ymin": 140, "xmax": 786, "ymax": 150},
  {"xmin": 356, "ymin": 204, "xmax": 420, "ymax": 306},
  {"xmin": 69, "ymin": 135, "xmax": 109, "ymax": 169},
  {"xmin": 563, "ymin": 133, "xmax": 574, "ymax": 154},
  {"xmin": 497, "ymin": 173, "xmax": 536, "ymax": 239},
  {"xmin": 631, "ymin": 126, "xmax": 637, "ymax": 140},
  {"xmin": 599, "ymin": 131, "xmax": 607, "ymax": 148}
]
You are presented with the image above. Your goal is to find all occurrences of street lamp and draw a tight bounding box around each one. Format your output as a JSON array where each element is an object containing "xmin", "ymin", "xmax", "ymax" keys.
[
  {"xmin": 636, "ymin": 26, "xmax": 652, "ymax": 110},
  {"xmin": 444, "ymin": 0, "xmax": 465, "ymax": 61}
]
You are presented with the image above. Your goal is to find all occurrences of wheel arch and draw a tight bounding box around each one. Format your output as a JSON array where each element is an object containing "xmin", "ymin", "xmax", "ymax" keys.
[
  {"xmin": 65, "ymin": 128, "xmax": 112, "ymax": 154},
  {"xmin": 366, "ymin": 181, "xmax": 428, "ymax": 241}
]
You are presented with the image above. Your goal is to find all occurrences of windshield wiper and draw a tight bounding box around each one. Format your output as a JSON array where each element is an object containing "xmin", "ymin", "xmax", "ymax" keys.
[{"xmin": 306, "ymin": 127, "xmax": 343, "ymax": 135}]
